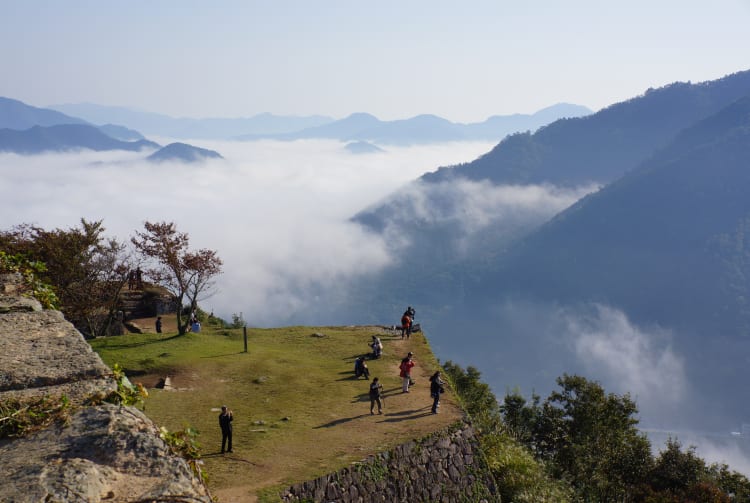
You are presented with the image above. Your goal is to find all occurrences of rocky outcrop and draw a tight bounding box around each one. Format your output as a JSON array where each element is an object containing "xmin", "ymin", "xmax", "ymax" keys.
[
  {"xmin": 0, "ymin": 273, "xmax": 212, "ymax": 503},
  {"xmin": 281, "ymin": 423, "xmax": 499, "ymax": 502}
]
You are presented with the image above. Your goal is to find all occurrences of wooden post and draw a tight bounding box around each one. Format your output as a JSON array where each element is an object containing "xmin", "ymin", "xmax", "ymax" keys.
[{"xmin": 243, "ymin": 326, "xmax": 248, "ymax": 353}]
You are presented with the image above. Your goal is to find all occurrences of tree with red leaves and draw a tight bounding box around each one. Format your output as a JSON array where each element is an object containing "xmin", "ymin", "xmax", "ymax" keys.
[{"xmin": 131, "ymin": 221, "xmax": 222, "ymax": 335}]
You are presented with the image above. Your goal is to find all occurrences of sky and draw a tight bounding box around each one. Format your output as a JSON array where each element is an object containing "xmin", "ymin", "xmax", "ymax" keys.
[{"xmin": 2, "ymin": 0, "xmax": 750, "ymax": 122}]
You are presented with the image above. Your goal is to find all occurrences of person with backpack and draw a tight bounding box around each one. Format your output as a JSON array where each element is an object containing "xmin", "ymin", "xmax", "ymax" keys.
[
  {"xmin": 399, "ymin": 352, "xmax": 415, "ymax": 393},
  {"xmin": 429, "ymin": 371, "xmax": 446, "ymax": 414},
  {"xmin": 369, "ymin": 377, "xmax": 384, "ymax": 414}
]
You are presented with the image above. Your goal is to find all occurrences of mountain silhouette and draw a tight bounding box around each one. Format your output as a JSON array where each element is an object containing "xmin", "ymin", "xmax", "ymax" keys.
[
  {"xmin": 344, "ymin": 141, "xmax": 384, "ymax": 154},
  {"xmin": 421, "ymin": 70, "xmax": 750, "ymax": 187},
  {"xmin": 0, "ymin": 96, "xmax": 88, "ymax": 130},
  {"xmin": 146, "ymin": 142, "xmax": 223, "ymax": 163},
  {"xmin": 49, "ymin": 103, "xmax": 334, "ymax": 139},
  {"xmin": 238, "ymin": 105, "xmax": 592, "ymax": 144},
  {"xmin": 0, "ymin": 124, "xmax": 159, "ymax": 154}
]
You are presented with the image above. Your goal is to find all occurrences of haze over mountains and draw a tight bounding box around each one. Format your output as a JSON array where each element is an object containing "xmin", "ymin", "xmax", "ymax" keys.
[
  {"xmin": 330, "ymin": 69, "xmax": 750, "ymax": 436},
  {"xmin": 51, "ymin": 101, "xmax": 592, "ymax": 144},
  {"xmin": 0, "ymin": 97, "xmax": 220, "ymax": 161}
]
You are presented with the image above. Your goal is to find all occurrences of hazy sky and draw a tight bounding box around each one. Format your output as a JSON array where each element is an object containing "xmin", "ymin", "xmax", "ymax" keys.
[{"xmin": 2, "ymin": 0, "xmax": 750, "ymax": 122}]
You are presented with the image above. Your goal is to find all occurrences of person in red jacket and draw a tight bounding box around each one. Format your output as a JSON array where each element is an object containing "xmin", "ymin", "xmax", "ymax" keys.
[{"xmin": 399, "ymin": 352, "xmax": 415, "ymax": 393}]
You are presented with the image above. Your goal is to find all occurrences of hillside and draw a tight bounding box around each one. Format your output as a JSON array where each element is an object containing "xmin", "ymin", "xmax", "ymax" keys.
[
  {"xmin": 146, "ymin": 142, "xmax": 223, "ymax": 162},
  {"xmin": 422, "ymin": 69, "xmax": 750, "ymax": 187},
  {"xmin": 0, "ymin": 96, "xmax": 88, "ymax": 130},
  {"xmin": 0, "ymin": 124, "xmax": 159, "ymax": 154},
  {"xmin": 90, "ymin": 321, "xmax": 463, "ymax": 501}
]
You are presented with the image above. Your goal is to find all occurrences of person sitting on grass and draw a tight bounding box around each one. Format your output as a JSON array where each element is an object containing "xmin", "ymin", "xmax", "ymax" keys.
[{"xmin": 370, "ymin": 335, "xmax": 383, "ymax": 358}]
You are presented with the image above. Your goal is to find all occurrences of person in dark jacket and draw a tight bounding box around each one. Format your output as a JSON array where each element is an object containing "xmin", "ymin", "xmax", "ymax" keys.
[
  {"xmin": 155, "ymin": 316, "xmax": 162, "ymax": 334},
  {"xmin": 369, "ymin": 377, "xmax": 384, "ymax": 414},
  {"xmin": 354, "ymin": 356, "xmax": 370, "ymax": 379},
  {"xmin": 429, "ymin": 371, "xmax": 445, "ymax": 414},
  {"xmin": 219, "ymin": 405, "xmax": 233, "ymax": 453}
]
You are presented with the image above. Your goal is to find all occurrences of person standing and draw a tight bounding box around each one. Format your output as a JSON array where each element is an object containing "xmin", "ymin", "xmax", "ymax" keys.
[
  {"xmin": 429, "ymin": 371, "xmax": 445, "ymax": 414},
  {"xmin": 219, "ymin": 405, "xmax": 233, "ymax": 454},
  {"xmin": 400, "ymin": 311, "xmax": 411, "ymax": 339},
  {"xmin": 155, "ymin": 316, "xmax": 162, "ymax": 334},
  {"xmin": 369, "ymin": 377, "xmax": 383, "ymax": 414},
  {"xmin": 399, "ymin": 352, "xmax": 415, "ymax": 393}
]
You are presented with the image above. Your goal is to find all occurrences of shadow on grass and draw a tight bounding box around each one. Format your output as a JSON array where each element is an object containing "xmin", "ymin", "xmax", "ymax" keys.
[
  {"xmin": 338, "ymin": 375, "xmax": 369, "ymax": 382},
  {"xmin": 203, "ymin": 452, "xmax": 261, "ymax": 465},
  {"xmin": 199, "ymin": 352, "xmax": 247, "ymax": 359},
  {"xmin": 380, "ymin": 409, "xmax": 434, "ymax": 422},
  {"xmin": 94, "ymin": 333, "xmax": 184, "ymax": 349},
  {"xmin": 314, "ymin": 413, "xmax": 370, "ymax": 429}
]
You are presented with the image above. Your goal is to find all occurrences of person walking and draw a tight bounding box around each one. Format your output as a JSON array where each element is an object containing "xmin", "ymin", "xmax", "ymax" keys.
[
  {"xmin": 369, "ymin": 377, "xmax": 384, "ymax": 414},
  {"xmin": 429, "ymin": 371, "xmax": 446, "ymax": 414},
  {"xmin": 354, "ymin": 356, "xmax": 370, "ymax": 379},
  {"xmin": 399, "ymin": 352, "xmax": 415, "ymax": 393},
  {"xmin": 219, "ymin": 405, "xmax": 233, "ymax": 454}
]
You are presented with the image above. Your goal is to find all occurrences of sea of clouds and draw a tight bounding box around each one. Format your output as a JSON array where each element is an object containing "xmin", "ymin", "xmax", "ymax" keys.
[{"xmin": 3, "ymin": 138, "xmax": 748, "ymax": 475}]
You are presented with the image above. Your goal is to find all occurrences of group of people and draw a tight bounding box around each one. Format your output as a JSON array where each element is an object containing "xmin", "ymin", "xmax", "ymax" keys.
[
  {"xmin": 127, "ymin": 268, "xmax": 143, "ymax": 290},
  {"xmin": 218, "ymin": 303, "xmax": 449, "ymax": 453},
  {"xmin": 400, "ymin": 306, "xmax": 416, "ymax": 339},
  {"xmin": 368, "ymin": 351, "xmax": 444, "ymax": 415}
]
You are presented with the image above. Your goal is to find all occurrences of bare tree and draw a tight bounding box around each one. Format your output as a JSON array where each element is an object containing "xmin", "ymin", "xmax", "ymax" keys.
[{"xmin": 131, "ymin": 221, "xmax": 222, "ymax": 335}]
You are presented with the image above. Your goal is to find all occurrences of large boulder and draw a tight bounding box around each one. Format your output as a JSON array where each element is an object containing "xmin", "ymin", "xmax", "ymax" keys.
[{"xmin": 0, "ymin": 273, "xmax": 212, "ymax": 502}]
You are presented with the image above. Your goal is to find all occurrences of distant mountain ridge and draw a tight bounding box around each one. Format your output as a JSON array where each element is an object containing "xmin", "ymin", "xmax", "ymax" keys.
[
  {"xmin": 49, "ymin": 103, "xmax": 335, "ymax": 140},
  {"xmin": 421, "ymin": 70, "xmax": 750, "ymax": 187},
  {"xmin": 48, "ymin": 101, "xmax": 591, "ymax": 143},
  {"xmin": 238, "ymin": 103, "xmax": 593, "ymax": 144},
  {"xmin": 0, "ymin": 97, "xmax": 88, "ymax": 130},
  {"xmin": 0, "ymin": 124, "xmax": 159, "ymax": 154},
  {"xmin": 0, "ymin": 98, "xmax": 226, "ymax": 158}
]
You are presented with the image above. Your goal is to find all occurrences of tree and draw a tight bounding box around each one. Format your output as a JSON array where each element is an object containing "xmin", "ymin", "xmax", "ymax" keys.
[
  {"xmin": 131, "ymin": 221, "xmax": 222, "ymax": 335},
  {"xmin": 504, "ymin": 374, "xmax": 653, "ymax": 502},
  {"xmin": 441, "ymin": 360, "xmax": 500, "ymax": 426},
  {"xmin": 0, "ymin": 219, "xmax": 130, "ymax": 337}
]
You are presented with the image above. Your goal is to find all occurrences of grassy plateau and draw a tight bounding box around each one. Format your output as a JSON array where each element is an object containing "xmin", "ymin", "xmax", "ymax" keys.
[{"xmin": 89, "ymin": 317, "xmax": 462, "ymax": 502}]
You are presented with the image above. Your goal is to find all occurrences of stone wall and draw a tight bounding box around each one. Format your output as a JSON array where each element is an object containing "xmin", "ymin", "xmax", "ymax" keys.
[
  {"xmin": 0, "ymin": 273, "xmax": 212, "ymax": 503},
  {"xmin": 281, "ymin": 422, "xmax": 499, "ymax": 503}
]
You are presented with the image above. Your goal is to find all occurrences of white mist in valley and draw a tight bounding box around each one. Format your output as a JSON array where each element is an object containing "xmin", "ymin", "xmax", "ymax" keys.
[{"xmin": 1, "ymin": 139, "xmax": 500, "ymax": 324}]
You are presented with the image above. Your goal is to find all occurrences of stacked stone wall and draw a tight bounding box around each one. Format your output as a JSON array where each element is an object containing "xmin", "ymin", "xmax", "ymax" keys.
[{"xmin": 281, "ymin": 422, "xmax": 499, "ymax": 503}]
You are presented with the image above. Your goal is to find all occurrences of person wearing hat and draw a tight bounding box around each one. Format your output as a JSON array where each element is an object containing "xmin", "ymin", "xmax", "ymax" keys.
[
  {"xmin": 399, "ymin": 352, "xmax": 415, "ymax": 393},
  {"xmin": 219, "ymin": 405, "xmax": 233, "ymax": 454}
]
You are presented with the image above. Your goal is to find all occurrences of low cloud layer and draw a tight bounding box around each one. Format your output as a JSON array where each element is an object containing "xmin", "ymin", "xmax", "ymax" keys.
[
  {"xmin": 2, "ymin": 140, "xmax": 498, "ymax": 323},
  {"xmin": 2, "ymin": 139, "xmax": 600, "ymax": 325},
  {"xmin": 566, "ymin": 304, "xmax": 688, "ymax": 417}
]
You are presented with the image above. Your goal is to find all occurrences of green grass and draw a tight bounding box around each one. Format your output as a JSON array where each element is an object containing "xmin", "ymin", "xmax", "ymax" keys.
[{"xmin": 89, "ymin": 322, "xmax": 462, "ymax": 501}]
